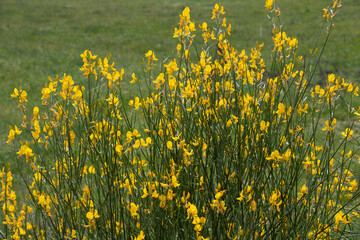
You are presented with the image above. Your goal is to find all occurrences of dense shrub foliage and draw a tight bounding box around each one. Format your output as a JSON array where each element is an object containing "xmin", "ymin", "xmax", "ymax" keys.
[{"xmin": 4, "ymin": 1, "xmax": 360, "ymax": 239}]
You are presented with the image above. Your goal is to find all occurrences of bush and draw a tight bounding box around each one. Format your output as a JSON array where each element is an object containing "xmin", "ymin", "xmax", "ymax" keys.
[{"xmin": 4, "ymin": 1, "xmax": 360, "ymax": 239}]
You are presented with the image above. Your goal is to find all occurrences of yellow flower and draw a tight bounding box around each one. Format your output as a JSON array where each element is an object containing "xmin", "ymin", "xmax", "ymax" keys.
[
  {"xmin": 276, "ymin": 103, "xmax": 286, "ymax": 118},
  {"xmin": 6, "ymin": 125, "xmax": 22, "ymax": 143},
  {"xmin": 182, "ymin": 7, "xmax": 190, "ymax": 19},
  {"xmin": 332, "ymin": 0, "xmax": 342, "ymax": 8},
  {"xmin": 141, "ymin": 187, "xmax": 149, "ymax": 199},
  {"xmin": 26, "ymin": 222, "xmax": 33, "ymax": 230},
  {"xmin": 341, "ymin": 128, "xmax": 353, "ymax": 139},
  {"xmin": 133, "ymin": 139, "xmax": 141, "ymax": 149},
  {"xmin": 11, "ymin": 86, "xmax": 28, "ymax": 103},
  {"xmin": 212, "ymin": 3, "xmax": 225, "ymax": 19},
  {"xmin": 250, "ymin": 200, "xmax": 256, "ymax": 211},
  {"xmin": 134, "ymin": 97, "xmax": 141, "ymax": 110},
  {"xmin": 145, "ymin": 50, "xmax": 153, "ymax": 58},
  {"xmin": 269, "ymin": 190, "xmax": 282, "ymax": 211},
  {"xmin": 236, "ymin": 190, "xmax": 244, "ymax": 202},
  {"xmin": 106, "ymin": 93, "xmax": 119, "ymax": 106},
  {"xmin": 186, "ymin": 203, "xmax": 198, "ymax": 218},
  {"xmin": 300, "ymin": 185, "xmax": 308, "ymax": 195},
  {"xmin": 38, "ymin": 194, "xmax": 46, "ymax": 207},
  {"xmin": 226, "ymin": 119, "xmax": 232, "ymax": 127},
  {"xmin": 297, "ymin": 185, "xmax": 308, "ymax": 201},
  {"xmin": 153, "ymin": 73, "xmax": 165, "ymax": 89},
  {"xmin": 165, "ymin": 59, "xmax": 179, "ymax": 76},
  {"xmin": 17, "ymin": 143, "xmax": 34, "ymax": 161},
  {"xmin": 335, "ymin": 211, "xmax": 351, "ymax": 226},
  {"xmin": 86, "ymin": 211, "xmax": 94, "ymax": 220},
  {"xmin": 323, "ymin": 8, "xmax": 330, "ymax": 22},
  {"xmin": 20, "ymin": 89, "xmax": 28, "ymax": 103},
  {"xmin": 10, "ymin": 88, "xmax": 19, "ymax": 98},
  {"xmin": 129, "ymin": 203, "xmax": 139, "ymax": 219},
  {"xmin": 328, "ymin": 73, "xmax": 335, "ymax": 83},
  {"xmin": 167, "ymin": 189, "xmax": 175, "ymax": 200},
  {"xmin": 41, "ymin": 87, "xmax": 51, "ymax": 100},
  {"xmin": 322, "ymin": 118, "xmax": 336, "ymax": 132},
  {"xmin": 115, "ymin": 144, "xmax": 123, "ymax": 155},
  {"xmin": 181, "ymin": 191, "xmax": 191, "ymax": 204},
  {"xmin": 34, "ymin": 172, "xmax": 42, "ymax": 182},
  {"xmin": 194, "ymin": 224, "xmax": 202, "ymax": 232},
  {"xmin": 6, "ymin": 130, "xmax": 16, "ymax": 144},
  {"xmin": 266, "ymin": 150, "xmax": 280, "ymax": 161},
  {"xmin": 130, "ymin": 73, "xmax": 137, "ymax": 84},
  {"xmin": 88, "ymin": 165, "xmax": 96, "ymax": 174},
  {"xmin": 167, "ymin": 141, "xmax": 173, "ymax": 150},
  {"xmin": 192, "ymin": 216, "xmax": 206, "ymax": 226},
  {"xmin": 265, "ymin": 0, "xmax": 274, "ymax": 10},
  {"xmin": 151, "ymin": 189, "xmax": 159, "ymax": 198},
  {"xmin": 171, "ymin": 175, "xmax": 181, "ymax": 188},
  {"xmin": 132, "ymin": 230, "xmax": 145, "ymax": 240},
  {"xmin": 71, "ymin": 230, "xmax": 76, "ymax": 238},
  {"xmin": 260, "ymin": 120, "xmax": 269, "ymax": 132},
  {"xmin": 349, "ymin": 179, "xmax": 358, "ymax": 192},
  {"xmin": 215, "ymin": 190, "xmax": 226, "ymax": 200}
]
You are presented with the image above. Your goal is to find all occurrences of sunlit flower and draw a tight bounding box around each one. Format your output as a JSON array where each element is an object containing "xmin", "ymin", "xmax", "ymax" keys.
[
  {"xmin": 129, "ymin": 203, "xmax": 139, "ymax": 219},
  {"xmin": 341, "ymin": 128, "xmax": 353, "ymax": 139},
  {"xmin": 265, "ymin": 0, "xmax": 274, "ymax": 10}
]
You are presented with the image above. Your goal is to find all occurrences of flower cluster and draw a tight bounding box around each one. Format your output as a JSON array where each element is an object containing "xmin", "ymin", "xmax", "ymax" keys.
[{"xmin": 4, "ymin": 0, "xmax": 359, "ymax": 239}]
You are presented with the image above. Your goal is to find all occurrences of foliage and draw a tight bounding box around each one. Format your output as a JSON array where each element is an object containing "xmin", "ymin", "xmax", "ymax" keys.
[{"xmin": 3, "ymin": 1, "xmax": 360, "ymax": 239}]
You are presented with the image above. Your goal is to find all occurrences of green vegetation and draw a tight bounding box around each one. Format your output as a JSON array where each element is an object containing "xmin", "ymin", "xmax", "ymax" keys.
[
  {"xmin": 2, "ymin": 0, "xmax": 360, "ymax": 238},
  {"xmin": 1, "ymin": 0, "xmax": 359, "ymax": 163}
]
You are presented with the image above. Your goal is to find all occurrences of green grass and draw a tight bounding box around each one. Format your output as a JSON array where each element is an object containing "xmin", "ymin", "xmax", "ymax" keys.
[{"xmin": 1, "ymin": 0, "xmax": 359, "ymax": 164}]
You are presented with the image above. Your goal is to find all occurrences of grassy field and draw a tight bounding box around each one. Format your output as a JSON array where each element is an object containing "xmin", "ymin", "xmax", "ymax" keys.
[{"xmin": 1, "ymin": 0, "xmax": 359, "ymax": 164}]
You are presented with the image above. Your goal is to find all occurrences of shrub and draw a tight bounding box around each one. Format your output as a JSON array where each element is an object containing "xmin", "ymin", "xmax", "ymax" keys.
[{"xmin": 4, "ymin": 0, "xmax": 360, "ymax": 239}]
